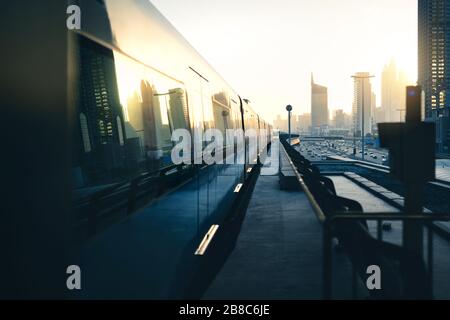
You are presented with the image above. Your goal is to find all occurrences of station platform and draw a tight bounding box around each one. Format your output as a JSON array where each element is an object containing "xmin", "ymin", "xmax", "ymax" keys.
[
  {"xmin": 203, "ymin": 143, "xmax": 354, "ymax": 299},
  {"xmin": 203, "ymin": 175, "xmax": 324, "ymax": 299}
]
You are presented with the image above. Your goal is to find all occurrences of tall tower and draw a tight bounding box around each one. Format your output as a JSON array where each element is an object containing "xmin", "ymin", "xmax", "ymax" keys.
[
  {"xmin": 311, "ymin": 73, "xmax": 329, "ymax": 133},
  {"xmin": 381, "ymin": 60, "xmax": 408, "ymax": 123},
  {"xmin": 418, "ymin": 0, "xmax": 450, "ymax": 154},
  {"xmin": 352, "ymin": 72, "xmax": 374, "ymax": 136}
]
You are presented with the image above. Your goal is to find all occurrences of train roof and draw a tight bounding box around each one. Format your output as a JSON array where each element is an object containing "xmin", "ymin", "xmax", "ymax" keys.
[{"xmin": 78, "ymin": 0, "xmax": 239, "ymax": 103}]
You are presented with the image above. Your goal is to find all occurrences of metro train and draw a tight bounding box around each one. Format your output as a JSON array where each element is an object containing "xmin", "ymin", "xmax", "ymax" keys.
[{"xmin": 1, "ymin": 1, "xmax": 271, "ymax": 298}]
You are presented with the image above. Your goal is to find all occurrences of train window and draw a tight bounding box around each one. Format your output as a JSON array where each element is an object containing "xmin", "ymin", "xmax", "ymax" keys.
[
  {"xmin": 186, "ymin": 70, "xmax": 203, "ymax": 131},
  {"xmin": 201, "ymin": 82, "xmax": 214, "ymax": 130},
  {"xmin": 72, "ymin": 36, "xmax": 191, "ymax": 235},
  {"xmin": 188, "ymin": 90, "xmax": 204, "ymax": 132},
  {"xmin": 73, "ymin": 36, "xmax": 126, "ymax": 188},
  {"xmin": 113, "ymin": 47, "xmax": 189, "ymax": 171},
  {"xmin": 213, "ymin": 91, "xmax": 229, "ymax": 108},
  {"xmin": 168, "ymin": 88, "xmax": 190, "ymax": 131},
  {"xmin": 212, "ymin": 101, "xmax": 230, "ymax": 135}
]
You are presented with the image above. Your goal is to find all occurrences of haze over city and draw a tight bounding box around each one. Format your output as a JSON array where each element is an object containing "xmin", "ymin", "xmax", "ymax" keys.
[{"xmin": 151, "ymin": 0, "xmax": 418, "ymax": 122}]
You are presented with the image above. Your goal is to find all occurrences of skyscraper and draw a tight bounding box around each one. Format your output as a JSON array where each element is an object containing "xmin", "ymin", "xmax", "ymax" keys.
[
  {"xmin": 334, "ymin": 109, "xmax": 346, "ymax": 129},
  {"xmin": 298, "ymin": 113, "xmax": 311, "ymax": 133},
  {"xmin": 273, "ymin": 114, "xmax": 288, "ymax": 132},
  {"xmin": 371, "ymin": 92, "xmax": 377, "ymax": 131},
  {"xmin": 418, "ymin": 0, "xmax": 450, "ymax": 154},
  {"xmin": 311, "ymin": 74, "xmax": 329, "ymax": 132},
  {"xmin": 169, "ymin": 88, "xmax": 190, "ymax": 131},
  {"xmin": 381, "ymin": 60, "xmax": 408, "ymax": 123},
  {"xmin": 352, "ymin": 72, "xmax": 374, "ymax": 136}
]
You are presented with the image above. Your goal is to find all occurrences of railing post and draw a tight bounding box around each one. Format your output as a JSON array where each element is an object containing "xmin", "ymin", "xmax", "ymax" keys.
[
  {"xmin": 377, "ymin": 220, "xmax": 383, "ymax": 241},
  {"xmin": 352, "ymin": 263, "xmax": 357, "ymax": 299},
  {"xmin": 323, "ymin": 220, "xmax": 332, "ymax": 300}
]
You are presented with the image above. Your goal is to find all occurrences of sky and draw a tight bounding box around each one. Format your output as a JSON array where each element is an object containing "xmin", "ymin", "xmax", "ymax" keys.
[{"xmin": 150, "ymin": 0, "xmax": 418, "ymax": 122}]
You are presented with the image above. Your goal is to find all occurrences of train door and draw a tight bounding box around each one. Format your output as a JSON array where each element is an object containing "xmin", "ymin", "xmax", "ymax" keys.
[
  {"xmin": 186, "ymin": 67, "xmax": 213, "ymax": 234},
  {"xmin": 200, "ymin": 77, "xmax": 217, "ymax": 225},
  {"xmin": 211, "ymin": 91, "xmax": 238, "ymax": 220},
  {"xmin": 231, "ymin": 97, "xmax": 245, "ymax": 182}
]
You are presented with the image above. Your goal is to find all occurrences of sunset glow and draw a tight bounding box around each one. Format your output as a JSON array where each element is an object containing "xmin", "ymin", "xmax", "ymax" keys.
[{"xmin": 151, "ymin": 0, "xmax": 418, "ymax": 120}]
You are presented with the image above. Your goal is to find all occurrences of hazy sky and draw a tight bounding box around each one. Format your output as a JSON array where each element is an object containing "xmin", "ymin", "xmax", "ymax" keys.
[{"xmin": 150, "ymin": 0, "xmax": 418, "ymax": 122}]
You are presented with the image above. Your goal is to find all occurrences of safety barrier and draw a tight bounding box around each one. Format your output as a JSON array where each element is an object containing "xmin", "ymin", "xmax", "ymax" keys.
[{"xmin": 279, "ymin": 134, "xmax": 450, "ymax": 299}]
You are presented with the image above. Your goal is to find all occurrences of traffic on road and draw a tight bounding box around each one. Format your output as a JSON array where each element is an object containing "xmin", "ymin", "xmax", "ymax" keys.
[{"xmin": 297, "ymin": 139, "xmax": 389, "ymax": 165}]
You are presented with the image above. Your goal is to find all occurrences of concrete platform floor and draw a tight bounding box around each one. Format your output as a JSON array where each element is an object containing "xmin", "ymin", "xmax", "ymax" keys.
[
  {"xmin": 203, "ymin": 175, "xmax": 324, "ymax": 299},
  {"xmin": 203, "ymin": 174, "xmax": 365, "ymax": 299}
]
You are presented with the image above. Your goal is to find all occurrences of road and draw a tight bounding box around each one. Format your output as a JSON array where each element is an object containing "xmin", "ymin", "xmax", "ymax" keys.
[
  {"xmin": 297, "ymin": 140, "xmax": 450, "ymax": 183},
  {"xmin": 297, "ymin": 140, "xmax": 388, "ymax": 165}
]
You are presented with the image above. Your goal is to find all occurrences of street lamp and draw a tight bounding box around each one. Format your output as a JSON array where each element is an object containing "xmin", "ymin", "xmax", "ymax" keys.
[
  {"xmin": 351, "ymin": 74, "xmax": 375, "ymax": 161},
  {"xmin": 286, "ymin": 105, "xmax": 293, "ymax": 145}
]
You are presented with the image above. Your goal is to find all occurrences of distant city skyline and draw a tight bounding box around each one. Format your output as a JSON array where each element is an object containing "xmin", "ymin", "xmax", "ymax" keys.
[{"xmin": 151, "ymin": 0, "xmax": 418, "ymax": 122}]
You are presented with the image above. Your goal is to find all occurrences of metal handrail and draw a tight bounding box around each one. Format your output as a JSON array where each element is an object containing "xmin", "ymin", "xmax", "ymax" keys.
[
  {"xmin": 280, "ymin": 140, "xmax": 450, "ymax": 299},
  {"xmin": 328, "ymin": 212, "xmax": 450, "ymax": 222},
  {"xmin": 281, "ymin": 144, "xmax": 326, "ymax": 223},
  {"xmin": 281, "ymin": 142, "xmax": 450, "ymax": 224}
]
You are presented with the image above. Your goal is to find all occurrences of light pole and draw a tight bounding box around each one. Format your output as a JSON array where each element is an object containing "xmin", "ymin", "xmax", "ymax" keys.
[
  {"xmin": 352, "ymin": 74, "xmax": 374, "ymax": 161},
  {"xmin": 286, "ymin": 105, "xmax": 292, "ymax": 145}
]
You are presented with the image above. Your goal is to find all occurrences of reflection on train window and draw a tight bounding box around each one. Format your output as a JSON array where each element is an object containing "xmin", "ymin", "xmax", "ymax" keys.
[
  {"xmin": 189, "ymin": 90, "xmax": 204, "ymax": 131},
  {"xmin": 73, "ymin": 36, "xmax": 125, "ymax": 189},
  {"xmin": 202, "ymin": 84, "xmax": 214, "ymax": 130},
  {"xmin": 72, "ymin": 35, "xmax": 189, "ymax": 192},
  {"xmin": 115, "ymin": 55, "xmax": 189, "ymax": 172},
  {"xmin": 70, "ymin": 35, "xmax": 256, "ymax": 241},
  {"xmin": 213, "ymin": 101, "xmax": 230, "ymax": 135},
  {"xmin": 213, "ymin": 91, "xmax": 229, "ymax": 108}
]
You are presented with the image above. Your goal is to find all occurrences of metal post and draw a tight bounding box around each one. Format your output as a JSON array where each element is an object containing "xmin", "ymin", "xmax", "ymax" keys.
[
  {"xmin": 288, "ymin": 111, "xmax": 291, "ymax": 144},
  {"xmin": 286, "ymin": 105, "xmax": 293, "ymax": 145},
  {"xmin": 352, "ymin": 74, "xmax": 374, "ymax": 161},
  {"xmin": 403, "ymin": 185, "xmax": 424, "ymax": 255},
  {"xmin": 403, "ymin": 87, "xmax": 427, "ymax": 257},
  {"xmin": 377, "ymin": 220, "xmax": 383, "ymax": 241},
  {"xmin": 378, "ymin": 86, "xmax": 435, "ymax": 293},
  {"xmin": 362, "ymin": 79, "xmax": 365, "ymax": 160}
]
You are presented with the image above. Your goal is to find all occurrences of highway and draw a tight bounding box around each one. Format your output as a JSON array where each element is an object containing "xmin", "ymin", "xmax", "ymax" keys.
[
  {"xmin": 297, "ymin": 139, "xmax": 389, "ymax": 165},
  {"xmin": 297, "ymin": 139, "xmax": 450, "ymax": 184}
]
